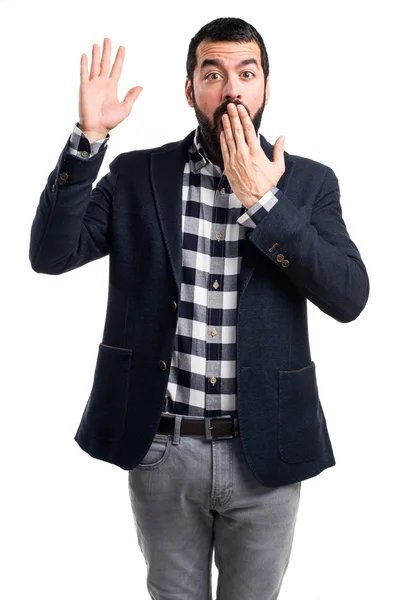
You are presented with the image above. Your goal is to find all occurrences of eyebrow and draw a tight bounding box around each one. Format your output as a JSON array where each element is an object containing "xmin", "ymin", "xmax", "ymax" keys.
[{"xmin": 199, "ymin": 57, "xmax": 259, "ymax": 71}]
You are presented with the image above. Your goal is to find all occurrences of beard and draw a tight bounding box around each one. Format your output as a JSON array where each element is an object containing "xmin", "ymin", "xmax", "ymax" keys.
[{"xmin": 191, "ymin": 88, "xmax": 266, "ymax": 168}]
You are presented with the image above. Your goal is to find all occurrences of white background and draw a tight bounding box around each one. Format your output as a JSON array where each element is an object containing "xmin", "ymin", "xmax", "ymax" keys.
[{"xmin": 1, "ymin": 0, "xmax": 399, "ymax": 598}]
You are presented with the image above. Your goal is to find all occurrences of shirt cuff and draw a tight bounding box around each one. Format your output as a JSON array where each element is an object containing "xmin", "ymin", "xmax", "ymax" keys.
[
  {"xmin": 66, "ymin": 122, "xmax": 110, "ymax": 158},
  {"xmin": 237, "ymin": 186, "xmax": 283, "ymax": 229}
]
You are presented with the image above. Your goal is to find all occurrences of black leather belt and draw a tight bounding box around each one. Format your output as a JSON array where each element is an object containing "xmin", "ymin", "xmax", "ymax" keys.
[{"xmin": 158, "ymin": 414, "xmax": 240, "ymax": 441}]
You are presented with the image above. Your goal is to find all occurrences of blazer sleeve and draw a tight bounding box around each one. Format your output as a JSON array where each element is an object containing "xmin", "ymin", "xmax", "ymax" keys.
[
  {"xmin": 246, "ymin": 165, "xmax": 370, "ymax": 323},
  {"xmin": 29, "ymin": 138, "xmax": 117, "ymax": 275}
]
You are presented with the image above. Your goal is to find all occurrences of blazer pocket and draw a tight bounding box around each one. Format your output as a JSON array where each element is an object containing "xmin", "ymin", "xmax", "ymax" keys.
[
  {"xmin": 83, "ymin": 343, "xmax": 132, "ymax": 442},
  {"xmin": 278, "ymin": 361, "xmax": 324, "ymax": 463}
]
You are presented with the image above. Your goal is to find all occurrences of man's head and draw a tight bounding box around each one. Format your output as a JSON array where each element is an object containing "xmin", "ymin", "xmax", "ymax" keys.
[{"xmin": 185, "ymin": 17, "xmax": 270, "ymax": 168}]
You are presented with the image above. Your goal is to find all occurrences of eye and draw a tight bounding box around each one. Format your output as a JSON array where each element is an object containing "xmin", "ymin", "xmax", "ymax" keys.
[
  {"xmin": 205, "ymin": 71, "xmax": 255, "ymax": 80},
  {"xmin": 205, "ymin": 72, "xmax": 221, "ymax": 80}
]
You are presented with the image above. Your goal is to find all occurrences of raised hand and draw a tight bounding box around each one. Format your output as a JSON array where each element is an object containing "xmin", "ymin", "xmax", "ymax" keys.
[{"xmin": 79, "ymin": 37, "xmax": 143, "ymax": 140}]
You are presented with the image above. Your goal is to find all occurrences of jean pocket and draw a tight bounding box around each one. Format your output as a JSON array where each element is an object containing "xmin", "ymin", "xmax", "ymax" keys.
[
  {"xmin": 278, "ymin": 361, "xmax": 325, "ymax": 463},
  {"xmin": 136, "ymin": 433, "xmax": 172, "ymax": 469}
]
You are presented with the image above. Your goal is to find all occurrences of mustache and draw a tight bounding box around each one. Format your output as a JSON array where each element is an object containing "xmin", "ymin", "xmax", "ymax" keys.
[{"xmin": 214, "ymin": 100, "xmax": 248, "ymax": 126}]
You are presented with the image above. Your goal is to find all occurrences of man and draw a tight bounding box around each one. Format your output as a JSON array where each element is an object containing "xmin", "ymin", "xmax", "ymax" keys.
[{"xmin": 29, "ymin": 17, "xmax": 369, "ymax": 600}]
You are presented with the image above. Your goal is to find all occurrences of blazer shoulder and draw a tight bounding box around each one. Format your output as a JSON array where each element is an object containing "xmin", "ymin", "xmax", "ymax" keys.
[
  {"xmin": 262, "ymin": 133, "xmax": 331, "ymax": 176},
  {"xmin": 107, "ymin": 138, "xmax": 181, "ymax": 173},
  {"xmin": 285, "ymin": 148, "xmax": 332, "ymax": 174},
  {"xmin": 284, "ymin": 148, "xmax": 339, "ymax": 192}
]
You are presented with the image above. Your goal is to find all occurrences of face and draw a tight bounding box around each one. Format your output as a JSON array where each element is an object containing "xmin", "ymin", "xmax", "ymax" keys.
[{"xmin": 185, "ymin": 40, "xmax": 270, "ymax": 168}]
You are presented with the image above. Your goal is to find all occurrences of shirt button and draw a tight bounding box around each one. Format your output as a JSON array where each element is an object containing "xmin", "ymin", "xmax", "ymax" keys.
[
  {"xmin": 210, "ymin": 328, "xmax": 217, "ymax": 337},
  {"xmin": 171, "ymin": 300, "xmax": 177, "ymax": 311},
  {"xmin": 281, "ymin": 259, "xmax": 290, "ymax": 268},
  {"xmin": 159, "ymin": 360, "xmax": 168, "ymax": 371},
  {"xmin": 276, "ymin": 253, "xmax": 285, "ymax": 263},
  {"xmin": 216, "ymin": 232, "xmax": 223, "ymax": 241},
  {"xmin": 80, "ymin": 150, "xmax": 89, "ymax": 157},
  {"xmin": 209, "ymin": 377, "xmax": 217, "ymax": 385},
  {"xmin": 213, "ymin": 280, "xmax": 220, "ymax": 289},
  {"xmin": 220, "ymin": 188, "xmax": 226, "ymax": 195}
]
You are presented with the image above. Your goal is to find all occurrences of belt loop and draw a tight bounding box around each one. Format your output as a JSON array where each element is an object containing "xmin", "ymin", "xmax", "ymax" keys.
[{"xmin": 172, "ymin": 415, "xmax": 182, "ymax": 446}]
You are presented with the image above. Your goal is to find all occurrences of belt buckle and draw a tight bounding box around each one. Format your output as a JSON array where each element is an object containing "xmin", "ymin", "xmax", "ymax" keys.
[{"xmin": 205, "ymin": 415, "xmax": 237, "ymax": 441}]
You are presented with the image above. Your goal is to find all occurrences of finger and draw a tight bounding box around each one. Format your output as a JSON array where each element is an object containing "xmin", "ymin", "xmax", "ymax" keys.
[
  {"xmin": 80, "ymin": 54, "xmax": 88, "ymax": 84},
  {"xmin": 273, "ymin": 135, "xmax": 285, "ymax": 165},
  {"xmin": 222, "ymin": 113, "xmax": 237, "ymax": 154},
  {"xmin": 237, "ymin": 104, "xmax": 259, "ymax": 152},
  {"xmin": 99, "ymin": 37, "xmax": 111, "ymax": 76},
  {"xmin": 89, "ymin": 44, "xmax": 101, "ymax": 79},
  {"xmin": 227, "ymin": 103, "xmax": 246, "ymax": 149},
  {"xmin": 122, "ymin": 86, "xmax": 143, "ymax": 112},
  {"xmin": 110, "ymin": 45, "xmax": 125, "ymax": 81},
  {"xmin": 220, "ymin": 130, "xmax": 230, "ymax": 163}
]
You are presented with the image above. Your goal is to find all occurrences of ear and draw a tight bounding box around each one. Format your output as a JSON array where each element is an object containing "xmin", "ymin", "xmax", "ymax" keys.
[
  {"xmin": 185, "ymin": 77, "xmax": 194, "ymax": 108},
  {"xmin": 264, "ymin": 75, "xmax": 270, "ymax": 106}
]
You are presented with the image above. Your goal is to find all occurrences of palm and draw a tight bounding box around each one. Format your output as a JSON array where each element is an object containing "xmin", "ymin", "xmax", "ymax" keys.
[{"xmin": 79, "ymin": 38, "xmax": 142, "ymax": 135}]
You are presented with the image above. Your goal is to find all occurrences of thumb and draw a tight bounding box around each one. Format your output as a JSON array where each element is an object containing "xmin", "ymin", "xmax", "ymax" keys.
[
  {"xmin": 273, "ymin": 135, "xmax": 285, "ymax": 163},
  {"xmin": 122, "ymin": 86, "xmax": 143, "ymax": 112}
]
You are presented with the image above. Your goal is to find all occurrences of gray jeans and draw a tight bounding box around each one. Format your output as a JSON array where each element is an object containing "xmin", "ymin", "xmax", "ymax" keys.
[{"xmin": 128, "ymin": 413, "xmax": 301, "ymax": 600}]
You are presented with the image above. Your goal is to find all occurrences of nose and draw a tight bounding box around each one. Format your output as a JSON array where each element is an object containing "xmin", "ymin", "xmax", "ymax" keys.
[{"xmin": 222, "ymin": 77, "xmax": 242, "ymax": 105}]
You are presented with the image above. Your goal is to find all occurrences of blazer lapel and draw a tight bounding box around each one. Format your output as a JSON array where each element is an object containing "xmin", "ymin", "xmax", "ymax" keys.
[{"xmin": 150, "ymin": 131, "xmax": 193, "ymax": 296}]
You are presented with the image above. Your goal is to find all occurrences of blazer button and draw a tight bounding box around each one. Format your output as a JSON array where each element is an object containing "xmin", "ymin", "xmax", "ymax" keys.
[
  {"xmin": 159, "ymin": 360, "xmax": 168, "ymax": 371},
  {"xmin": 281, "ymin": 259, "xmax": 290, "ymax": 267},
  {"xmin": 276, "ymin": 253, "xmax": 285, "ymax": 262},
  {"xmin": 171, "ymin": 300, "xmax": 177, "ymax": 311},
  {"xmin": 58, "ymin": 172, "xmax": 68, "ymax": 185}
]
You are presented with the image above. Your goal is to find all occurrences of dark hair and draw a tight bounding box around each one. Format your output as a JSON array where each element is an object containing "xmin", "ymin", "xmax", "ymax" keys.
[{"xmin": 186, "ymin": 17, "xmax": 269, "ymax": 86}]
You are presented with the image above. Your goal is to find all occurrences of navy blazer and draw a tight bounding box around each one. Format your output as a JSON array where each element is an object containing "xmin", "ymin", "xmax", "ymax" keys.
[{"xmin": 29, "ymin": 129, "xmax": 369, "ymax": 487}]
